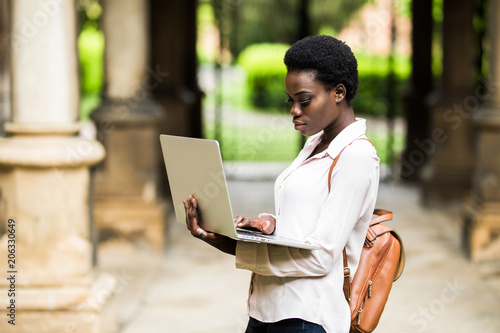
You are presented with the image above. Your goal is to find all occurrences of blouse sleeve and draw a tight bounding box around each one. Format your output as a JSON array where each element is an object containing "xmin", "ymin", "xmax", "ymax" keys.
[{"xmin": 235, "ymin": 140, "xmax": 379, "ymax": 277}]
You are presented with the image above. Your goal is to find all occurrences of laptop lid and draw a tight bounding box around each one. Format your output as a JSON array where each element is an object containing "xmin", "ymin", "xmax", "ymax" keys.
[{"xmin": 159, "ymin": 134, "xmax": 237, "ymax": 238}]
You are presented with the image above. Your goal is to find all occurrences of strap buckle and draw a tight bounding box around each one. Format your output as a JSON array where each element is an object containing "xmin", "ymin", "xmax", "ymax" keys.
[{"xmin": 344, "ymin": 267, "xmax": 351, "ymax": 278}]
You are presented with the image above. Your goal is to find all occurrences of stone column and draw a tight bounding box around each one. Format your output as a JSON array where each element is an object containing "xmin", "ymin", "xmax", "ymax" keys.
[
  {"xmin": 149, "ymin": 0, "xmax": 202, "ymax": 138},
  {"xmin": 400, "ymin": 0, "xmax": 433, "ymax": 181},
  {"xmin": 464, "ymin": 0, "xmax": 500, "ymax": 261},
  {"xmin": 149, "ymin": 0, "xmax": 202, "ymax": 200},
  {"xmin": 0, "ymin": 0, "xmax": 116, "ymax": 332},
  {"xmin": 0, "ymin": 0, "xmax": 10, "ymax": 136},
  {"xmin": 91, "ymin": 0, "xmax": 166, "ymax": 253},
  {"xmin": 421, "ymin": 0, "xmax": 476, "ymax": 206}
]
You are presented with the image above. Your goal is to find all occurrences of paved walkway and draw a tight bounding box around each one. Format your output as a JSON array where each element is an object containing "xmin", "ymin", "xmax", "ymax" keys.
[{"xmin": 99, "ymin": 179, "xmax": 500, "ymax": 333}]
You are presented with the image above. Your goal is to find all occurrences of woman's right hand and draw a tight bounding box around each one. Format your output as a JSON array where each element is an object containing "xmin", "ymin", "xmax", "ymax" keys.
[{"xmin": 234, "ymin": 215, "xmax": 276, "ymax": 235}]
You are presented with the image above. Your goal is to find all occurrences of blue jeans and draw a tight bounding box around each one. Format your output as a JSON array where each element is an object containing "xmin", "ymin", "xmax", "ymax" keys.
[{"xmin": 245, "ymin": 317, "xmax": 326, "ymax": 333}]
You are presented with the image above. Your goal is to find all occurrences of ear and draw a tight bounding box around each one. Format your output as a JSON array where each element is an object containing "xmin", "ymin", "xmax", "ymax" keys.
[{"xmin": 331, "ymin": 84, "xmax": 347, "ymax": 103}]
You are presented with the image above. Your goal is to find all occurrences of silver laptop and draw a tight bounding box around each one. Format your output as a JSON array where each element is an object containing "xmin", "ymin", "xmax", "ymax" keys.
[{"xmin": 159, "ymin": 134, "xmax": 319, "ymax": 250}]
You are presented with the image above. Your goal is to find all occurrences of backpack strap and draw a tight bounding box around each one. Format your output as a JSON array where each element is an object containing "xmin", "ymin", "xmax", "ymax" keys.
[
  {"xmin": 342, "ymin": 248, "xmax": 351, "ymax": 304},
  {"xmin": 371, "ymin": 208, "xmax": 393, "ymax": 226},
  {"xmin": 327, "ymin": 146, "xmax": 348, "ymax": 193},
  {"xmin": 327, "ymin": 138, "xmax": 372, "ymax": 192},
  {"xmin": 327, "ymin": 138, "xmax": 372, "ymax": 305}
]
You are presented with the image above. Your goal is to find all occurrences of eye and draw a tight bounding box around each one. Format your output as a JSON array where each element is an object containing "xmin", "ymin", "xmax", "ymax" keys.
[{"xmin": 285, "ymin": 97, "xmax": 312, "ymax": 105}]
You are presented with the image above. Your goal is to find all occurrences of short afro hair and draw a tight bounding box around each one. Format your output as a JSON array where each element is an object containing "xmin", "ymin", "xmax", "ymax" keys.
[{"xmin": 284, "ymin": 35, "xmax": 359, "ymax": 103}]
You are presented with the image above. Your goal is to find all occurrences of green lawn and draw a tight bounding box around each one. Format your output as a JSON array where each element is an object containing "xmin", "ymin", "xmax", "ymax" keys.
[
  {"xmin": 204, "ymin": 118, "xmax": 301, "ymax": 162},
  {"xmin": 203, "ymin": 110, "xmax": 405, "ymax": 165}
]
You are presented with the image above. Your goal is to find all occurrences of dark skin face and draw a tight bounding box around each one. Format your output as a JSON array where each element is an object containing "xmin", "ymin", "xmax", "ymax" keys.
[{"xmin": 286, "ymin": 70, "xmax": 356, "ymax": 156}]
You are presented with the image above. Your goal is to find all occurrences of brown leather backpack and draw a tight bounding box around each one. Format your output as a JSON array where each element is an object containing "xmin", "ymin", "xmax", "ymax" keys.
[{"xmin": 328, "ymin": 141, "xmax": 405, "ymax": 333}]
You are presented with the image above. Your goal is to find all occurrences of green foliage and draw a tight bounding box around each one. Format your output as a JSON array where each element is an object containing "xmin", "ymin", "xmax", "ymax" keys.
[
  {"xmin": 431, "ymin": 0, "xmax": 444, "ymax": 80},
  {"xmin": 352, "ymin": 74, "xmax": 404, "ymax": 117},
  {"xmin": 432, "ymin": 0, "xmax": 443, "ymax": 24},
  {"xmin": 78, "ymin": 23, "xmax": 104, "ymax": 95},
  {"xmin": 366, "ymin": 129, "xmax": 405, "ymax": 166},
  {"xmin": 394, "ymin": 0, "xmax": 412, "ymax": 18},
  {"xmin": 78, "ymin": 22, "xmax": 104, "ymax": 119},
  {"xmin": 234, "ymin": 48, "xmax": 411, "ymax": 116},
  {"xmin": 197, "ymin": 4, "xmax": 218, "ymax": 65},
  {"xmin": 309, "ymin": 0, "xmax": 370, "ymax": 36},
  {"xmin": 202, "ymin": 111, "xmax": 404, "ymax": 164},
  {"xmin": 227, "ymin": 0, "xmax": 369, "ymax": 58},
  {"xmin": 237, "ymin": 43, "xmax": 290, "ymax": 109},
  {"xmin": 353, "ymin": 54, "xmax": 410, "ymax": 117},
  {"xmin": 204, "ymin": 120, "xmax": 300, "ymax": 161},
  {"xmin": 356, "ymin": 53, "xmax": 411, "ymax": 76},
  {"xmin": 80, "ymin": 92, "xmax": 101, "ymax": 120},
  {"xmin": 228, "ymin": 0, "xmax": 298, "ymax": 57},
  {"xmin": 198, "ymin": 3, "xmax": 216, "ymax": 32},
  {"xmin": 201, "ymin": 50, "xmax": 410, "ymax": 162}
]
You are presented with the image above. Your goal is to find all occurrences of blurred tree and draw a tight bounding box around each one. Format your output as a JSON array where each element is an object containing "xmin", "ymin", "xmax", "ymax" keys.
[
  {"xmin": 309, "ymin": 0, "xmax": 371, "ymax": 37},
  {"xmin": 224, "ymin": 0, "xmax": 370, "ymax": 58},
  {"xmin": 473, "ymin": 0, "xmax": 488, "ymax": 84},
  {"xmin": 76, "ymin": 0, "xmax": 103, "ymax": 118},
  {"xmin": 77, "ymin": 0, "xmax": 102, "ymax": 29}
]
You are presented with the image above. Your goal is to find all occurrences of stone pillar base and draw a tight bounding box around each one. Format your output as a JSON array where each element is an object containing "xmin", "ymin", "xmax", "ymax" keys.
[
  {"xmin": 463, "ymin": 104, "xmax": 500, "ymax": 262},
  {"xmin": 464, "ymin": 200, "xmax": 500, "ymax": 262},
  {"xmin": 422, "ymin": 166, "xmax": 474, "ymax": 206},
  {"xmin": 0, "ymin": 273, "xmax": 117, "ymax": 333},
  {"xmin": 0, "ymin": 130, "xmax": 116, "ymax": 332},
  {"xmin": 94, "ymin": 196, "xmax": 166, "ymax": 253}
]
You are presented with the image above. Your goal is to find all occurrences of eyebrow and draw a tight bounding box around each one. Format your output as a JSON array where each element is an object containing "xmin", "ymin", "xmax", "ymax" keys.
[{"xmin": 286, "ymin": 90, "xmax": 312, "ymax": 97}]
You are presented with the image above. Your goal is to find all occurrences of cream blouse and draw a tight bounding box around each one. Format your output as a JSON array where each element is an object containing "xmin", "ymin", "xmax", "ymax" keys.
[{"xmin": 235, "ymin": 118, "xmax": 380, "ymax": 333}]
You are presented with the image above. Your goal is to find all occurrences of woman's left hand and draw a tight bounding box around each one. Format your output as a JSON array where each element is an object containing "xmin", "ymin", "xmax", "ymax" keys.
[
  {"xmin": 234, "ymin": 215, "xmax": 276, "ymax": 235},
  {"xmin": 183, "ymin": 194, "xmax": 236, "ymax": 255},
  {"xmin": 183, "ymin": 194, "xmax": 210, "ymax": 239}
]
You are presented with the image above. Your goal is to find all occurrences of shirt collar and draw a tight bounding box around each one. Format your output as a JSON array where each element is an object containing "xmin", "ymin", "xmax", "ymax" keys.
[{"xmin": 305, "ymin": 118, "xmax": 367, "ymax": 159}]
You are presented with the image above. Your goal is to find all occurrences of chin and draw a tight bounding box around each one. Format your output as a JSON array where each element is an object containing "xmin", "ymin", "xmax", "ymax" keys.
[{"xmin": 303, "ymin": 130, "xmax": 321, "ymax": 137}]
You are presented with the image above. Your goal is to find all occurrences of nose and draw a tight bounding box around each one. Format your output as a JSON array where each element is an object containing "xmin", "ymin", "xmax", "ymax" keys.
[{"xmin": 290, "ymin": 103, "xmax": 302, "ymax": 117}]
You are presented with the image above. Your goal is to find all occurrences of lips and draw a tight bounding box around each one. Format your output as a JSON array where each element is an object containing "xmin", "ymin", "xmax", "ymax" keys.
[{"xmin": 293, "ymin": 120, "xmax": 306, "ymax": 130}]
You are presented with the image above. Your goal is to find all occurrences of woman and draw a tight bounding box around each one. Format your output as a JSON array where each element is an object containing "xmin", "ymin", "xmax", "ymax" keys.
[{"xmin": 184, "ymin": 35, "xmax": 380, "ymax": 333}]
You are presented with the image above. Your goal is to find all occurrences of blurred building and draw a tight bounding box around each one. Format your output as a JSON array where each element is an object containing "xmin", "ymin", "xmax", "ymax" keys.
[
  {"xmin": 402, "ymin": 0, "xmax": 500, "ymax": 262},
  {"xmin": 0, "ymin": 0, "xmax": 498, "ymax": 332}
]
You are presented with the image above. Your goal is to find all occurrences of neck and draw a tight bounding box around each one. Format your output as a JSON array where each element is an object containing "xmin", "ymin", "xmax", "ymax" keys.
[{"xmin": 323, "ymin": 107, "xmax": 356, "ymax": 143}]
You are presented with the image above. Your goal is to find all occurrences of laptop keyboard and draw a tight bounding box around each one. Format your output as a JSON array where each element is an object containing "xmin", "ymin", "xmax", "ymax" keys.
[
  {"xmin": 235, "ymin": 228, "xmax": 320, "ymax": 250},
  {"xmin": 236, "ymin": 228, "xmax": 274, "ymax": 240}
]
